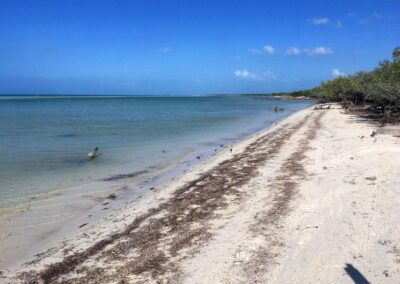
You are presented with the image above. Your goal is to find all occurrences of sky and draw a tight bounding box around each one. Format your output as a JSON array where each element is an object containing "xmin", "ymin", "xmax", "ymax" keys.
[{"xmin": 0, "ymin": 0, "xmax": 399, "ymax": 95}]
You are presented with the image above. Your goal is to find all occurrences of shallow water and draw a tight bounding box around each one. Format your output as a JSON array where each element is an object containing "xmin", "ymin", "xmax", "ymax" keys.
[{"xmin": 0, "ymin": 95, "xmax": 315, "ymax": 219}]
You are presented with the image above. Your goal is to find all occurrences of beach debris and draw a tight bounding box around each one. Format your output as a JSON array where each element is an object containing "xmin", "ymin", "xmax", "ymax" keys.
[
  {"xmin": 314, "ymin": 104, "xmax": 331, "ymax": 110},
  {"xmin": 88, "ymin": 147, "xmax": 99, "ymax": 160},
  {"xmin": 383, "ymin": 270, "xmax": 390, "ymax": 278},
  {"xmin": 78, "ymin": 223, "xmax": 88, "ymax": 228},
  {"xmin": 76, "ymin": 266, "xmax": 88, "ymax": 274},
  {"xmin": 107, "ymin": 194, "xmax": 117, "ymax": 200},
  {"xmin": 371, "ymin": 130, "xmax": 377, "ymax": 137},
  {"xmin": 305, "ymin": 225, "xmax": 319, "ymax": 229},
  {"xmin": 102, "ymin": 202, "xmax": 109, "ymax": 206},
  {"xmin": 365, "ymin": 176, "xmax": 377, "ymax": 181}
]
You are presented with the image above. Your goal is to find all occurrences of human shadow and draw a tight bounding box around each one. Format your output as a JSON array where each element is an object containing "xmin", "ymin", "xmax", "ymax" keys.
[{"xmin": 344, "ymin": 263, "xmax": 370, "ymax": 284}]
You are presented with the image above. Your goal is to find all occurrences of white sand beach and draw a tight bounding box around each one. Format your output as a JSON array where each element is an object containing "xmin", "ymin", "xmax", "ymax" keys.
[{"xmin": 2, "ymin": 105, "xmax": 400, "ymax": 283}]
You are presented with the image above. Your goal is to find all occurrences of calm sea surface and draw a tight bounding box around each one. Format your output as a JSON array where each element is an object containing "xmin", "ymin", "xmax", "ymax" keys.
[{"xmin": 0, "ymin": 95, "xmax": 314, "ymax": 219}]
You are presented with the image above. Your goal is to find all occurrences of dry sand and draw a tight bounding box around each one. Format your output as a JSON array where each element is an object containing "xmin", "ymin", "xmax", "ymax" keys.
[{"xmin": 1, "ymin": 105, "xmax": 399, "ymax": 283}]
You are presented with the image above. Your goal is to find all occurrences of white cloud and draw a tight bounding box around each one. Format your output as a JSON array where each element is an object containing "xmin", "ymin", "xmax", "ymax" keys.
[
  {"xmin": 264, "ymin": 45, "xmax": 275, "ymax": 55},
  {"xmin": 358, "ymin": 12, "xmax": 386, "ymax": 25},
  {"xmin": 303, "ymin": 46, "xmax": 334, "ymax": 56},
  {"xmin": 234, "ymin": 55, "xmax": 241, "ymax": 60},
  {"xmin": 251, "ymin": 49, "xmax": 262, "ymax": 55},
  {"xmin": 234, "ymin": 69, "xmax": 276, "ymax": 81},
  {"xmin": 372, "ymin": 11, "xmax": 384, "ymax": 20},
  {"xmin": 161, "ymin": 47, "xmax": 172, "ymax": 53},
  {"xmin": 336, "ymin": 20, "xmax": 342, "ymax": 28},
  {"xmin": 308, "ymin": 18, "xmax": 329, "ymax": 25},
  {"xmin": 358, "ymin": 19, "xmax": 370, "ymax": 25},
  {"xmin": 284, "ymin": 47, "xmax": 300, "ymax": 56},
  {"xmin": 234, "ymin": 69, "xmax": 258, "ymax": 80},
  {"xmin": 332, "ymin": 68, "xmax": 345, "ymax": 77}
]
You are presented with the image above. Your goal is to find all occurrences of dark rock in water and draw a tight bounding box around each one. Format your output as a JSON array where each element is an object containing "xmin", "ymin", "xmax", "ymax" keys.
[
  {"xmin": 230, "ymin": 149, "xmax": 232, "ymax": 152},
  {"xmin": 162, "ymin": 150, "xmax": 166, "ymax": 153},
  {"xmin": 59, "ymin": 133, "xmax": 78, "ymax": 138},
  {"xmin": 196, "ymin": 156, "xmax": 201, "ymax": 160},
  {"xmin": 370, "ymin": 130, "xmax": 377, "ymax": 137},
  {"xmin": 272, "ymin": 107, "xmax": 285, "ymax": 112},
  {"xmin": 88, "ymin": 147, "xmax": 99, "ymax": 160},
  {"xmin": 104, "ymin": 170, "xmax": 148, "ymax": 181}
]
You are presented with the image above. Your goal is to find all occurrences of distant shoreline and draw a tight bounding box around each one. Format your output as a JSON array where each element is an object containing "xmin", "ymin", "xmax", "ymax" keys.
[{"xmin": 0, "ymin": 93, "xmax": 313, "ymax": 99}]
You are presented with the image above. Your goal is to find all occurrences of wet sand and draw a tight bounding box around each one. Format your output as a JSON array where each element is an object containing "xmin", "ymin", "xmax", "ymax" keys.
[{"xmin": 2, "ymin": 105, "xmax": 400, "ymax": 283}]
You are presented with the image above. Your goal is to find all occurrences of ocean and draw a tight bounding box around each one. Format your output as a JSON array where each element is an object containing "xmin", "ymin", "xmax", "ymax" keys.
[{"xmin": 0, "ymin": 95, "xmax": 315, "ymax": 220}]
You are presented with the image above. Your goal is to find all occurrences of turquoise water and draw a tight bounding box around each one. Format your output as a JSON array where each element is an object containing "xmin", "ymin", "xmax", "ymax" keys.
[{"xmin": 0, "ymin": 95, "xmax": 314, "ymax": 218}]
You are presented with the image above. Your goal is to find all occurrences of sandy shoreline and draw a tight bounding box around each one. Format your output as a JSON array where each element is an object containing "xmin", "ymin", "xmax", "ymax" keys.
[{"xmin": 2, "ymin": 105, "xmax": 400, "ymax": 283}]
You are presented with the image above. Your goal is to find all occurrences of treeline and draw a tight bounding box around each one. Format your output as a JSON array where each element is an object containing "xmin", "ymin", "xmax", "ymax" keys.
[
  {"xmin": 242, "ymin": 89, "xmax": 313, "ymax": 98},
  {"xmin": 312, "ymin": 47, "xmax": 400, "ymax": 116},
  {"xmin": 245, "ymin": 47, "xmax": 400, "ymax": 120}
]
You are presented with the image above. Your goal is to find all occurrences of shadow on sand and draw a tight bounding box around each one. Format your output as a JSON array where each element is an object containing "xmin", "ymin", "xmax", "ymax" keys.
[{"xmin": 344, "ymin": 263, "xmax": 370, "ymax": 284}]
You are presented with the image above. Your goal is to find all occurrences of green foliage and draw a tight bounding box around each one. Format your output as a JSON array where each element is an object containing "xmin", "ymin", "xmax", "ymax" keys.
[
  {"xmin": 313, "ymin": 47, "xmax": 400, "ymax": 113},
  {"xmin": 393, "ymin": 47, "xmax": 400, "ymax": 63},
  {"xmin": 242, "ymin": 47, "xmax": 400, "ymax": 115}
]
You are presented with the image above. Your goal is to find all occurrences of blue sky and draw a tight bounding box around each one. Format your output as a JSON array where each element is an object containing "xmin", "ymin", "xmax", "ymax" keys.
[{"xmin": 0, "ymin": 0, "xmax": 399, "ymax": 95}]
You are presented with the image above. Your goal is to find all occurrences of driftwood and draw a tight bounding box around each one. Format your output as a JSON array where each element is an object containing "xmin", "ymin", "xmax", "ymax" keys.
[
  {"xmin": 88, "ymin": 147, "xmax": 99, "ymax": 160},
  {"xmin": 314, "ymin": 104, "xmax": 331, "ymax": 110}
]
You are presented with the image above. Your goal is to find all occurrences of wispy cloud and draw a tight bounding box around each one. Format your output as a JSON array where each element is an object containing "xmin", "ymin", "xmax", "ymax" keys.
[
  {"xmin": 234, "ymin": 55, "xmax": 241, "ymax": 60},
  {"xmin": 264, "ymin": 45, "xmax": 275, "ymax": 55},
  {"xmin": 284, "ymin": 47, "xmax": 300, "ymax": 56},
  {"xmin": 332, "ymin": 68, "xmax": 345, "ymax": 77},
  {"xmin": 308, "ymin": 18, "xmax": 329, "ymax": 25},
  {"xmin": 251, "ymin": 49, "xmax": 262, "ymax": 55},
  {"xmin": 357, "ymin": 12, "xmax": 389, "ymax": 25},
  {"xmin": 347, "ymin": 12, "xmax": 358, "ymax": 18},
  {"xmin": 336, "ymin": 20, "xmax": 343, "ymax": 28},
  {"xmin": 235, "ymin": 69, "xmax": 258, "ymax": 80},
  {"xmin": 261, "ymin": 71, "xmax": 277, "ymax": 81},
  {"xmin": 161, "ymin": 47, "xmax": 172, "ymax": 53},
  {"xmin": 303, "ymin": 47, "xmax": 334, "ymax": 56},
  {"xmin": 234, "ymin": 69, "xmax": 276, "ymax": 81}
]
